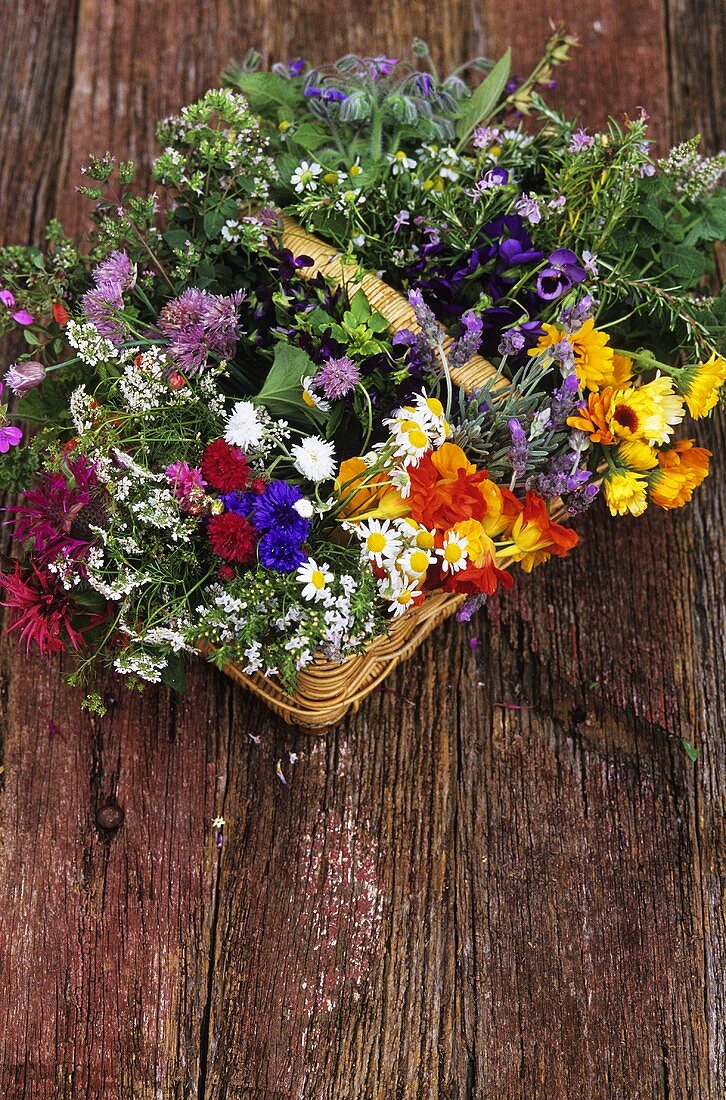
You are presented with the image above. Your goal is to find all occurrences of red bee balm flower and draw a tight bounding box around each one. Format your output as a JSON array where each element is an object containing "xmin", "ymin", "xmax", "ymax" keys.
[
  {"xmin": 0, "ymin": 562, "xmax": 90, "ymax": 655},
  {"xmin": 207, "ymin": 512, "xmax": 256, "ymax": 563},
  {"xmin": 200, "ymin": 438, "xmax": 250, "ymax": 492}
]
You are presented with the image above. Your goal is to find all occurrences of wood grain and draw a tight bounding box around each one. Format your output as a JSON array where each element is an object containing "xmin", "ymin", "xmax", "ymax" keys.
[{"xmin": 0, "ymin": 2, "xmax": 723, "ymax": 1097}]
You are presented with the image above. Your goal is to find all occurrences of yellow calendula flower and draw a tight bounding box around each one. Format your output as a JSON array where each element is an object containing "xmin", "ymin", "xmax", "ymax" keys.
[
  {"xmin": 603, "ymin": 469, "xmax": 649, "ymax": 517},
  {"xmin": 607, "ymin": 373, "xmax": 684, "ymax": 446},
  {"xmin": 649, "ymin": 439, "xmax": 711, "ymax": 509},
  {"xmin": 678, "ymin": 352, "xmax": 726, "ymax": 418},
  {"xmin": 611, "ymin": 353, "xmax": 634, "ymax": 386},
  {"xmin": 617, "ymin": 439, "xmax": 659, "ymax": 471},
  {"xmin": 531, "ymin": 319, "xmax": 616, "ymax": 391}
]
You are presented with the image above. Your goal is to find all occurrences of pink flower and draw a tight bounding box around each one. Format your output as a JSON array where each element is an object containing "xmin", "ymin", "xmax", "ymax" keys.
[
  {"xmin": 11, "ymin": 309, "xmax": 34, "ymax": 326},
  {"xmin": 0, "ymin": 425, "xmax": 22, "ymax": 452},
  {"xmin": 0, "ymin": 561, "xmax": 88, "ymax": 656},
  {"xmin": 9, "ymin": 455, "xmax": 103, "ymax": 564}
]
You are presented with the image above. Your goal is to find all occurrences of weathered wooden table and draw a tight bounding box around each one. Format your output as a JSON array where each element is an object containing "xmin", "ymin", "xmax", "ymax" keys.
[{"xmin": 0, "ymin": 3, "xmax": 723, "ymax": 1097}]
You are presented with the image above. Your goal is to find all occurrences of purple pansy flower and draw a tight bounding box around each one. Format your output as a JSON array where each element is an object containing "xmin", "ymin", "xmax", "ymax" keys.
[{"xmin": 536, "ymin": 249, "xmax": 587, "ymax": 301}]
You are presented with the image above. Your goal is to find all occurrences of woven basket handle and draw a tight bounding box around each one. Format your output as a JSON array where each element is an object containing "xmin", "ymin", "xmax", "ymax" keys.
[{"xmin": 279, "ymin": 215, "xmax": 508, "ymax": 394}]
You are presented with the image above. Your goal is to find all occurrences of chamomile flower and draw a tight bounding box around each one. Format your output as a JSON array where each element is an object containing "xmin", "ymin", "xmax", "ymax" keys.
[
  {"xmin": 400, "ymin": 546, "xmax": 436, "ymax": 579},
  {"xmin": 385, "ymin": 578, "xmax": 423, "ymax": 617},
  {"xmin": 389, "ymin": 151, "xmax": 417, "ymax": 175},
  {"xmin": 297, "ymin": 558, "xmax": 334, "ymax": 602},
  {"xmin": 356, "ymin": 519, "xmax": 402, "ymax": 566},
  {"xmin": 224, "ymin": 401, "xmax": 265, "ymax": 449},
  {"xmin": 301, "ymin": 377, "xmax": 331, "ymax": 412},
  {"xmin": 389, "ymin": 465, "xmax": 412, "ymax": 498},
  {"xmin": 291, "ymin": 436, "xmax": 337, "ymax": 481},
  {"xmin": 412, "ymin": 393, "xmax": 450, "ymax": 444},
  {"xmin": 437, "ymin": 531, "xmax": 469, "ymax": 574},
  {"xmin": 334, "ymin": 188, "xmax": 366, "ymax": 212},
  {"xmin": 290, "ymin": 161, "xmax": 323, "ymax": 193}
]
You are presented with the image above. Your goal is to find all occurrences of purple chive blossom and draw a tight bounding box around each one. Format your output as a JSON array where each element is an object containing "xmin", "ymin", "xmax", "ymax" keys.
[
  {"xmin": 449, "ymin": 310, "xmax": 483, "ymax": 369},
  {"xmin": 568, "ymin": 128, "xmax": 595, "ymax": 153},
  {"xmin": 549, "ymin": 373, "xmax": 581, "ymax": 429},
  {"xmin": 393, "ymin": 209, "xmax": 410, "ymax": 234},
  {"xmin": 202, "ymin": 291, "xmax": 245, "ymax": 357},
  {"xmin": 456, "ymin": 593, "xmax": 488, "ymax": 622},
  {"xmin": 407, "ymin": 289, "xmax": 440, "ymax": 345},
  {"xmin": 315, "ymin": 355, "xmax": 361, "ymax": 400},
  {"xmin": 514, "ymin": 194, "xmax": 542, "ymax": 224},
  {"xmin": 94, "ymin": 250, "xmax": 136, "ymax": 291},
  {"xmin": 4, "ymin": 360, "xmax": 46, "ymax": 396},
  {"xmin": 159, "ymin": 288, "xmax": 244, "ymax": 376},
  {"xmin": 498, "ymin": 328, "xmax": 526, "ymax": 356},
  {"xmin": 82, "ymin": 249, "xmax": 136, "ymax": 345},
  {"xmin": 508, "ymin": 418, "xmax": 529, "ymax": 481}
]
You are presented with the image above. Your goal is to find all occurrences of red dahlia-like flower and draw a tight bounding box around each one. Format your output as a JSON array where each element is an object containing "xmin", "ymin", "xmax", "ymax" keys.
[
  {"xmin": 207, "ymin": 512, "xmax": 256, "ymax": 563},
  {"xmin": 0, "ymin": 561, "xmax": 89, "ymax": 655},
  {"xmin": 200, "ymin": 438, "xmax": 250, "ymax": 492}
]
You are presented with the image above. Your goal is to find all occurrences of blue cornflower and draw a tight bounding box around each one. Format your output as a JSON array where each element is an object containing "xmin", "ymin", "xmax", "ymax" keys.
[
  {"xmin": 257, "ymin": 530, "xmax": 308, "ymax": 573},
  {"xmin": 253, "ymin": 480, "xmax": 311, "ymax": 542},
  {"xmin": 222, "ymin": 490, "xmax": 255, "ymax": 516}
]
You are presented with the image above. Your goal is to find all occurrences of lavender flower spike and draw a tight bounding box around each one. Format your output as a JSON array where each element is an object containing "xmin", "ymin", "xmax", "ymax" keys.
[{"xmin": 407, "ymin": 288, "xmax": 440, "ymax": 346}]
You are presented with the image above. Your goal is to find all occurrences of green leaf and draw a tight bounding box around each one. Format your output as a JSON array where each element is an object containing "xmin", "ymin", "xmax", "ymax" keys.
[
  {"xmin": 22, "ymin": 330, "xmax": 40, "ymax": 346},
  {"xmin": 658, "ymin": 243, "xmax": 708, "ymax": 287},
  {"xmin": 161, "ymin": 652, "xmax": 187, "ymax": 694},
  {"xmin": 455, "ymin": 49, "xmax": 511, "ymax": 145},
  {"xmin": 163, "ymin": 228, "xmax": 191, "ymax": 250},
  {"xmin": 203, "ymin": 209, "xmax": 225, "ymax": 239},
  {"xmin": 255, "ymin": 342, "xmax": 316, "ymax": 419},
  {"xmin": 681, "ymin": 738, "xmax": 699, "ymax": 762},
  {"xmin": 228, "ymin": 72, "xmax": 303, "ymax": 114},
  {"xmin": 289, "ymin": 121, "xmax": 329, "ymax": 153}
]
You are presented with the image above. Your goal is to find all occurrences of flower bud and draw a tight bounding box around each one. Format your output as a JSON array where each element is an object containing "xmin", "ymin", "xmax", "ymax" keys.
[
  {"xmin": 168, "ymin": 371, "xmax": 187, "ymax": 390},
  {"xmin": 4, "ymin": 360, "xmax": 46, "ymax": 396}
]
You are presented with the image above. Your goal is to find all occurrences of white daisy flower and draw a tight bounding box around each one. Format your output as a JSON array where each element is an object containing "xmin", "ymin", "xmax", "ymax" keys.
[
  {"xmin": 388, "ymin": 416, "xmax": 432, "ymax": 464},
  {"xmin": 389, "ymin": 465, "xmax": 412, "ymax": 498},
  {"xmin": 291, "ymin": 436, "xmax": 337, "ymax": 482},
  {"xmin": 301, "ymin": 376, "xmax": 331, "ymax": 412},
  {"xmin": 290, "ymin": 161, "xmax": 323, "ymax": 193},
  {"xmin": 385, "ymin": 578, "xmax": 422, "ymax": 617},
  {"xmin": 389, "ymin": 151, "xmax": 417, "ymax": 175},
  {"xmin": 297, "ymin": 558, "xmax": 334, "ymax": 602},
  {"xmin": 400, "ymin": 546, "xmax": 436, "ymax": 579},
  {"xmin": 437, "ymin": 531, "xmax": 469, "ymax": 574},
  {"xmin": 355, "ymin": 519, "xmax": 402, "ymax": 567},
  {"xmin": 224, "ymin": 401, "xmax": 264, "ymax": 449},
  {"xmin": 412, "ymin": 393, "xmax": 450, "ymax": 444}
]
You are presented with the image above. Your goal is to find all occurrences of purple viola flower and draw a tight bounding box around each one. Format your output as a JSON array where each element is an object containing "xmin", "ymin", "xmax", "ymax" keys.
[
  {"xmin": 481, "ymin": 215, "xmax": 543, "ymax": 270},
  {"xmin": 316, "ymin": 355, "xmax": 361, "ymax": 400},
  {"xmin": 4, "ymin": 360, "xmax": 46, "ymax": 396},
  {"xmin": 569, "ymin": 128, "xmax": 595, "ymax": 152},
  {"xmin": 536, "ymin": 249, "xmax": 587, "ymax": 301}
]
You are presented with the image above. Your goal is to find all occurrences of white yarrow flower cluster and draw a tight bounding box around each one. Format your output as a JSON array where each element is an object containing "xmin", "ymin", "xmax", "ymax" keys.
[{"xmin": 66, "ymin": 319, "xmax": 128, "ymax": 367}]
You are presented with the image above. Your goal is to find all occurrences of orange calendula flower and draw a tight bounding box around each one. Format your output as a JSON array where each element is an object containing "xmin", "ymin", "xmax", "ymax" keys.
[
  {"xmin": 442, "ymin": 518, "xmax": 515, "ymax": 595},
  {"xmin": 408, "ymin": 442, "xmax": 503, "ymax": 532},
  {"xmin": 499, "ymin": 492, "xmax": 579, "ymax": 572},
  {"xmin": 335, "ymin": 457, "xmax": 408, "ymax": 520},
  {"xmin": 567, "ymin": 388, "xmax": 616, "ymax": 444},
  {"xmin": 678, "ymin": 352, "xmax": 726, "ymax": 418},
  {"xmin": 649, "ymin": 439, "xmax": 711, "ymax": 509}
]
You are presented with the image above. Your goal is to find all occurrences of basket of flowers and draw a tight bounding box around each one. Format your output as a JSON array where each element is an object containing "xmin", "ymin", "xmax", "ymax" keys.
[{"xmin": 0, "ymin": 33, "xmax": 723, "ymax": 728}]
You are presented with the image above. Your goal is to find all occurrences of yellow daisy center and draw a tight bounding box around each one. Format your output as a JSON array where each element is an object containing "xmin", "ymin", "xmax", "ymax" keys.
[
  {"xmin": 367, "ymin": 532, "xmax": 387, "ymax": 554},
  {"xmin": 302, "ymin": 390, "xmax": 316, "ymax": 407},
  {"xmin": 406, "ymin": 428, "xmax": 428, "ymax": 449},
  {"xmin": 415, "ymin": 530, "xmax": 435, "ymax": 550},
  {"xmin": 444, "ymin": 543, "xmax": 463, "ymax": 564},
  {"xmin": 409, "ymin": 550, "xmax": 430, "ymax": 574},
  {"xmin": 311, "ymin": 570, "xmax": 326, "ymax": 590}
]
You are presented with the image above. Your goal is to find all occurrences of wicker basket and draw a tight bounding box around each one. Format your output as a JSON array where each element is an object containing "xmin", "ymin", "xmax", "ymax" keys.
[{"xmin": 209, "ymin": 217, "xmax": 558, "ymax": 729}]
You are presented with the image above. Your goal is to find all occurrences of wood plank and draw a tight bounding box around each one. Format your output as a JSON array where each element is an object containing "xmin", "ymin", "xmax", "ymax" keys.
[{"xmin": 0, "ymin": 3, "xmax": 723, "ymax": 1098}]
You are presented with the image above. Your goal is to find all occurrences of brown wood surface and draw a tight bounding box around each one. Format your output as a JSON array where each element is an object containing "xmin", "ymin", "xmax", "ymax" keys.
[{"xmin": 0, "ymin": 2, "xmax": 724, "ymax": 1097}]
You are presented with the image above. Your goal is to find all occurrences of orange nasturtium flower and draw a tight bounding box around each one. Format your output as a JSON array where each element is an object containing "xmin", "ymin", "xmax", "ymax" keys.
[
  {"xmin": 334, "ymin": 457, "xmax": 409, "ymax": 520},
  {"xmin": 499, "ymin": 492, "xmax": 579, "ymax": 572}
]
